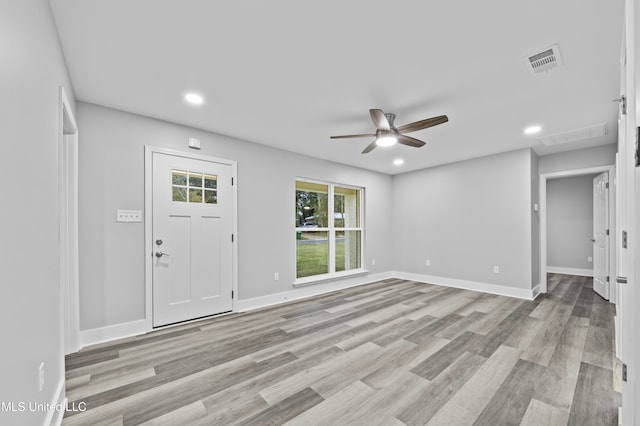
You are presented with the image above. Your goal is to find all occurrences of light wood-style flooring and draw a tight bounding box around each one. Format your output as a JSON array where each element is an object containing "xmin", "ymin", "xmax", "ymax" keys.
[{"xmin": 63, "ymin": 274, "xmax": 620, "ymax": 425}]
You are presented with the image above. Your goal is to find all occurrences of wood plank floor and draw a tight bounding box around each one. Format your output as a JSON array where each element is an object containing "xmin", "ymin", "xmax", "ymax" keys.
[{"xmin": 63, "ymin": 274, "xmax": 620, "ymax": 425}]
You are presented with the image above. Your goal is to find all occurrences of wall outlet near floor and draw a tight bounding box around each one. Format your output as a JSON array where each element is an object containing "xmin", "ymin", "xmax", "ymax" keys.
[
  {"xmin": 493, "ymin": 266, "xmax": 500, "ymax": 274},
  {"xmin": 425, "ymin": 259, "xmax": 431, "ymax": 267},
  {"xmin": 587, "ymin": 256, "xmax": 593, "ymax": 263},
  {"xmin": 38, "ymin": 362, "xmax": 44, "ymax": 392},
  {"xmin": 274, "ymin": 272, "xmax": 279, "ymax": 281}
]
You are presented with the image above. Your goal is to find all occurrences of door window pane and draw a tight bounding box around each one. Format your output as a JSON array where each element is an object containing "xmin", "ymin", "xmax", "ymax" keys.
[
  {"xmin": 204, "ymin": 190, "xmax": 217, "ymax": 204},
  {"xmin": 172, "ymin": 170, "xmax": 187, "ymax": 185},
  {"xmin": 204, "ymin": 175, "xmax": 217, "ymax": 189},
  {"xmin": 189, "ymin": 188, "xmax": 202, "ymax": 203},
  {"xmin": 172, "ymin": 187, "xmax": 187, "ymax": 202},
  {"xmin": 172, "ymin": 169, "xmax": 218, "ymax": 204},
  {"xmin": 296, "ymin": 231, "xmax": 329, "ymax": 278},
  {"xmin": 189, "ymin": 172, "xmax": 203, "ymax": 187}
]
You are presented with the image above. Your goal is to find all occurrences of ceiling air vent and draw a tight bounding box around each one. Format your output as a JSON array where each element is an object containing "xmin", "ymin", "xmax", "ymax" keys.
[
  {"xmin": 525, "ymin": 44, "xmax": 562, "ymax": 74},
  {"xmin": 537, "ymin": 123, "xmax": 608, "ymax": 146}
]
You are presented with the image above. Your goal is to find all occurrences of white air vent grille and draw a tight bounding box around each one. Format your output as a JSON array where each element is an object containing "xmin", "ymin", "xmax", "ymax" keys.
[
  {"xmin": 537, "ymin": 123, "xmax": 607, "ymax": 146},
  {"xmin": 525, "ymin": 44, "xmax": 562, "ymax": 74}
]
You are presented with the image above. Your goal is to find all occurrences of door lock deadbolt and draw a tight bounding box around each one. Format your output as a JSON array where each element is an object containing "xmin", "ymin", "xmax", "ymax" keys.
[{"xmin": 155, "ymin": 239, "xmax": 163, "ymax": 246}]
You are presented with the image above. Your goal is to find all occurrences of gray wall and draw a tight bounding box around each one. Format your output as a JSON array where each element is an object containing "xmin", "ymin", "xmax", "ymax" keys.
[
  {"xmin": 547, "ymin": 175, "xmax": 597, "ymax": 271},
  {"xmin": 391, "ymin": 149, "xmax": 535, "ymax": 289},
  {"xmin": 77, "ymin": 102, "xmax": 394, "ymax": 330},
  {"xmin": 0, "ymin": 1, "xmax": 76, "ymax": 425},
  {"xmin": 539, "ymin": 144, "xmax": 616, "ymax": 174}
]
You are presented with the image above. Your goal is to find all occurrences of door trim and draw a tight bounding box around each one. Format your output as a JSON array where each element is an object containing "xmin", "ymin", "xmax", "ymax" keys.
[
  {"xmin": 539, "ymin": 165, "xmax": 615, "ymax": 296},
  {"xmin": 59, "ymin": 87, "xmax": 80, "ymax": 354},
  {"xmin": 144, "ymin": 146, "xmax": 238, "ymax": 329}
]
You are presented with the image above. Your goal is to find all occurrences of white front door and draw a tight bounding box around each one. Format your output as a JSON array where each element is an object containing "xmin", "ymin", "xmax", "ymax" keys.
[
  {"xmin": 152, "ymin": 151, "xmax": 233, "ymax": 327},
  {"xmin": 593, "ymin": 172, "xmax": 610, "ymax": 300}
]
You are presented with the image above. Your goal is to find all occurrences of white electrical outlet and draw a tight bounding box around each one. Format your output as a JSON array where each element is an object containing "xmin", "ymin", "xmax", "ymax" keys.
[
  {"xmin": 274, "ymin": 272, "xmax": 279, "ymax": 281},
  {"xmin": 38, "ymin": 362, "xmax": 44, "ymax": 392},
  {"xmin": 372, "ymin": 259, "xmax": 376, "ymax": 266},
  {"xmin": 493, "ymin": 266, "xmax": 500, "ymax": 274},
  {"xmin": 587, "ymin": 256, "xmax": 593, "ymax": 263},
  {"xmin": 426, "ymin": 259, "xmax": 431, "ymax": 267}
]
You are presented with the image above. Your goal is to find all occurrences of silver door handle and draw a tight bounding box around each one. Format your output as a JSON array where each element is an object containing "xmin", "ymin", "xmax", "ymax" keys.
[
  {"xmin": 155, "ymin": 251, "xmax": 170, "ymax": 258},
  {"xmin": 617, "ymin": 276, "xmax": 628, "ymax": 284}
]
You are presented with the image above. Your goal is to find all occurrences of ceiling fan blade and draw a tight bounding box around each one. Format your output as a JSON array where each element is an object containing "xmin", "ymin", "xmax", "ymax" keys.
[
  {"xmin": 397, "ymin": 115, "xmax": 448, "ymax": 134},
  {"xmin": 361, "ymin": 140, "xmax": 378, "ymax": 154},
  {"xmin": 369, "ymin": 109, "xmax": 390, "ymax": 131},
  {"xmin": 330, "ymin": 133, "xmax": 376, "ymax": 139},
  {"xmin": 397, "ymin": 134, "xmax": 426, "ymax": 148}
]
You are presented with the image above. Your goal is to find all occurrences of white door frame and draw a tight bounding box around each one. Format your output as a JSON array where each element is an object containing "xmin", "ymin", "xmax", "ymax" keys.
[
  {"xmin": 59, "ymin": 87, "xmax": 80, "ymax": 354},
  {"xmin": 144, "ymin": 146, "xmax": 238, "ymax": 329},
  {"xmin": 539, "ymin": 165, "xmax": 615, "ymax": 296}
]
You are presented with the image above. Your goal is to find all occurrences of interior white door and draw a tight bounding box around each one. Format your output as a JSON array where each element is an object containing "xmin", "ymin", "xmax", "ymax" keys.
[
  {"xmin": 593, "ymin": 172, "xmax": 610, "ymax": 300},
  {"xmin": 152, "ymin": 152, "xmax": 233, "ymax": 327}
]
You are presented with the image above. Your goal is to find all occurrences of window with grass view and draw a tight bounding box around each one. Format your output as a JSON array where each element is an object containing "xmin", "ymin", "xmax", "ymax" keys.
[{"xmin": 295, "ymin": 179, "xmax": 363, "ymax": 279}]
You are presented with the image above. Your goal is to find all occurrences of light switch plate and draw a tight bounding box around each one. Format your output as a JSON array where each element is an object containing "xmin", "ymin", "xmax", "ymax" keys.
[{"xmin": 117, "ymin": 209, "xmax": 142, "ymax": 223}]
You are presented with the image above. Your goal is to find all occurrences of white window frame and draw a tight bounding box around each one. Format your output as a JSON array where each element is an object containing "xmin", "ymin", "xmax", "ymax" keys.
[{"xmin": 294, "ymin": 178, "xmax": 365, "ymax": 285}]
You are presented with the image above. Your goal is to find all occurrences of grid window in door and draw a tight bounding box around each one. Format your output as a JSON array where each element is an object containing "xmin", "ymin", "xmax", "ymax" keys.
[
  {"xmin": 172, "ymin": 170, "xmax": 217, "ymax": 204},
  {"xmin": 295, "ymin": 179, "xmax": 363, "ymax": 280}
]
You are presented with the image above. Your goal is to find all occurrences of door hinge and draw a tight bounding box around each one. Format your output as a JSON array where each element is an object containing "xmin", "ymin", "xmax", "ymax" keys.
[
  {"xmin": 232, "ymin": 290, "xmax": 234, "ymax": 299},
  {"xmin": 605, "ymin": 182, "xmax": 609, "ymax": 189},
  {"xmin": 606, "ymin": 229, "xmax": 610, "ymax": 236},
  {"xmin": 614, "ymin": 95, "xmax": 627, "ymax": 115},
  {"xmin": 623, "ymin": 363, "xmax": 627, "ymax": 382},
  {"xmin": 231, "ymin": 234, "xmax": 234, "ymax": 242},
  {"xmin": 606, "ymin": 276, "xmax": 610, "ymax": 282},
  {"xmin": 636, "ymin": 127, "xmax": 639, "ymax": 167},
  {"xmin": 622, "ymin": 230, "xmax": 628, "ymax": 249},
  {"xmin": 232, "ymin": 177, "xmax": 234, "ymax": 185}
]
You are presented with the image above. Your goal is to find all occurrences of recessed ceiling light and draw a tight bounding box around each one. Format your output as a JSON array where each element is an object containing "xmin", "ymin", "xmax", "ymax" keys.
[
  {"xmin": 393, "ymin": 159, "xmax": 404, "ymax": 166},
  {"xmin": 185, "ymin": 93, "xmax": 204, "ymax": 105},
  {"xmin": 524, "ymin": 125, "xmax": 541, "ymax": 135}
]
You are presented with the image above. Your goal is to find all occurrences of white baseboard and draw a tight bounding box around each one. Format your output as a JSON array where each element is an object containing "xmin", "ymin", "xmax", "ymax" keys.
[
  {"xmin": 547, "ymin": 266, "xmax": 593, "ymax": 277},
  {"xmin": 77, "ymin": 273, "xmax": 395, "ymax": 347},
  {"xmin": 78, "ymin": 269, "xmax": 538, "ymax": 347},
  {"xmin": 531, "ymin": 283, "xmax": 541, "ymax": 299},
  {"xmin": 79, "ymin": 318, "xmax": 149, "ymax": 348},
  {"xmin": 46, "ymin": 379, "xmax": 66, "ymax": 426},
  {"xmin": 392, "ymin": 271, "xmax": 537, "ymax": 300},
  {"xmin": 237, "ymin": 271, "xmax": 394, "ymax": 312}
]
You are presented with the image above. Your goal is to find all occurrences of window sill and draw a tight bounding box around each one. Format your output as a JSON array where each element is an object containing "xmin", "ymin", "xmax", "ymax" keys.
[{"xmin": 293, "ymin": 269, "xmax": 369, "ymax": 288}]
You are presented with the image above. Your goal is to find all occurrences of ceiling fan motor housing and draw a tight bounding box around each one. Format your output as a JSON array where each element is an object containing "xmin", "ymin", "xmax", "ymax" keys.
[{"xmin": 383, "ymin": 113, "xmax": 398, "ymax": 136}]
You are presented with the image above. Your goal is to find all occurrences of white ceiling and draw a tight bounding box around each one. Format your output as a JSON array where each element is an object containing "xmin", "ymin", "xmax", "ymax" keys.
[{"xmin": 50, "ymin": 0, "xmax": 624, "ymax": 175}]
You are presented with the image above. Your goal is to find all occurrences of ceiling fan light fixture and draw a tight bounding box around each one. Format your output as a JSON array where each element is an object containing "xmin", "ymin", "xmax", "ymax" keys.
[{"xmin": 376, "ymin": 135, "xmax": 397, "ymax": 147}]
